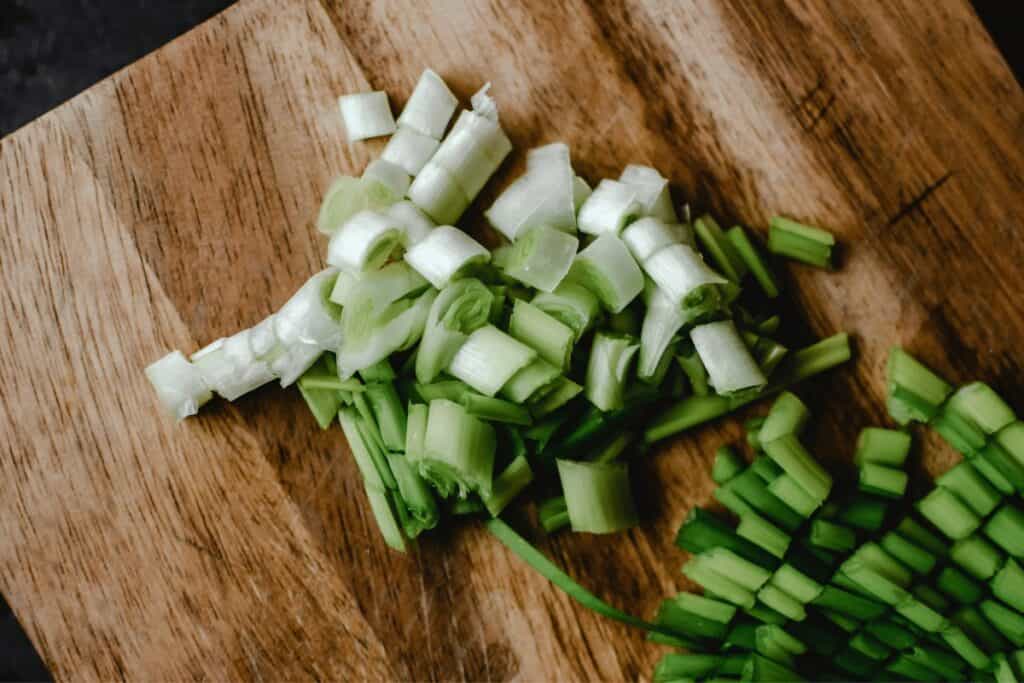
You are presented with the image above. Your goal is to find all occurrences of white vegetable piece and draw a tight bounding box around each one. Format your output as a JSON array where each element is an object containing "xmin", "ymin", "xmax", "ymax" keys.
[
  {"xmin": 619, "ymin": 164, "xmax": 677, "ymax": 223},
  {"xmin": 470, "ymin": 82, "xmax": 499, "ymax": 122},
  {"xmin": 326, "ymin": 210, "xmax": 403, "ymax": 273},
  {"xmin": 274, "ymin": 269, "xmax": 343, "ymax": 350},
  {"xmin": 404, "ymin": 225, "xmax": 490, "ymax": 289},
  {"xmin": 501, "ymin": 224, "xmax": 578, "ymax": 293},
  {"xmin": 572, "ymin": 176, "xmax": 592, "ymax": 212},
  {"xmin": 397, "ymin": 69, "xmax": 458, "ymax": 139},
  {"xmin": 248, "ymin": 315, "xmax": 279, "ymax": 359},
  {"xmin": 448, "ymin": 325, "xmax": 537, "ymax": 397},
  {"xmin": 432, "ymin": 110, "xmax": 512, "ymax": 198},
  {"xmin": 571, "ymin": 234, "xmax": 644, "ymax": 313},
  {"xmin": 339, "ymin": 91, "xmax": 396, "ymax": 142},
  {"xmin": 621, "ymin": 216, "xmax": 680, "ymax": 262},
  {"xmin": 485, "ymin": 143, "xmax": 575, "ymax": 240},
  {"xmin": 362, "ymin": 159, "xmax": 411, "ymax": 199},
  {"xmin": 336, "ymin": 291, "xmax": 436, "ymax": 379},
  {"xmin": 381, "ymin": 126, "xmax": 441, "ymax": 176},
  {"xmin": 407, "ymin": 161, "xmax": 470, "ymax": 225},
  {"xmin": 192, "ymin": 331, "xmax": 276, "ymax": 401},
  {"xmin": 638, "ymin": 285, "xmax": 684, "ymax": 380},
  {"xmin": 690, "ymin": 320, "xmax": 766, "ymax": 394},
  {"xmin": 577, "ymin": 179, "xmax": 642, "ymax": 236},
  {"xmin": 271, "ymin": 342, "xmax": 323, "ymax": 388},
  {"xmin": 386, "ymin": 200, "xmax": 436, "ymax": 245},
  {"xmin": 642, "ymin": 243, "xmax": 727, "ymax": 306},
  {"xmin": 145, "ymin": 350, "xmax": 212, "ymax": 420}
]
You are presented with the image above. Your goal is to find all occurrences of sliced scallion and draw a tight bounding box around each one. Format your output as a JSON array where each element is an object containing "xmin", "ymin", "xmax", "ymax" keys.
[
  {"xmin": 691, "ymin": 321, "xmax": 767, "ymax": 395},
  {"xmin": 339, "ymin": 91, "xmax": 395, "ymax": 142},
  {"xmin": 570, "ymin": 234, "xmax": 644, "ymax": 314},
  {"xmin": 386, "ymin": 200, "xmax": 436, "ymax": 246},
  {"xmin": 557, "ymin": 459, "xmax": 638, "ymax": 534},
  {"xmin": 584, "ymin": 332, "xmax": 639, "ymax": 412},
  {"xmin": 917, "ymin": 487, "xmax": 982, "ymax": 540},
  {"xmin": 531, "ymin": 281, "xmax": 601, "ymax": 341},
  {"xmin": 404, "ymin": 225, "xmax": 490, "ymax": 289},
  {"xmin": 508, "ymin": 299, "xmax": 575, "ymax": 370},
  {"xmin": 619, "ymin": 164, "xmax": 676, "ymax": 223},
  {"xmin": 726, "ymin": 226, "xmax": 779, "ymax": 297},
  {"xmin": 482, "ymin": 455, "xmax": 533, "ymax": 516},
  {"xmin": 416, "ymin": 278, "xmax": 493, "ymax": 384},
  {"xmin": 859, "ymin": 463, "xmax": 909, "ymax": 499},
  {"xmin": 145, "ymin": 350, "xmax": 212, "ymax": 420},
  {"xmin": 622, "ymin": 217, "xmax": 680, "ymax": 262},
  {"xmin": 406, "ymin": 161, "xmax": 470, "ymax": 225},
  {"xmin": 577, "ymin": 179, "xmax": 641, "ymax": 235},
  {"xmin": 327, "ymin": 210, "xmax": 403, "ymax": 273},
  {"xmin": 694, "ymin": 215, "xmax": 747, "ymax": 283},
  {"xmin": 362, "ymin": 158, "xmax": 411, "ymax": 199},
  {"xmin": 501, "ymin": 358, "xmax": 561, "ymax": 404},
  {"xmin": 396, "ymin": 69, "xmax": 457, "ymax": 139},
  {"xmin": 938, "ymin": 461, "xmax": 1001, "ymax": 517},
  {"xmin": 462, "ymin": 393, "xmax": 532, "ymax": 426},
  {"xmin": 768, "ymin": 216, "xmax": 835, "ymax": 269},
  {"xmin": 419, "ymin": 399, "xmax": 496, "ymax": 498},
  {"xmin": 381, "ymin": 125, "xmax": 441, "ymax": 176},
  {"xmin": 538, "ymin": 496, "xmax": 569, "ymax": 533}
]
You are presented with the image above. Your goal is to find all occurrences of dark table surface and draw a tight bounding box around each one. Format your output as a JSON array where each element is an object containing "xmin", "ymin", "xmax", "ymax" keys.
[{"xmin": 0, "ymin": 1, "xmax": 1019, "ymax": 680}]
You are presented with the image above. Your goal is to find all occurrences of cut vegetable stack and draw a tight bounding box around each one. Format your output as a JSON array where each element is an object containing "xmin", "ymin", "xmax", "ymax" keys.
[{"xmin": 652, "ymin": 350, "xmax": 1024, "ymax": 682}]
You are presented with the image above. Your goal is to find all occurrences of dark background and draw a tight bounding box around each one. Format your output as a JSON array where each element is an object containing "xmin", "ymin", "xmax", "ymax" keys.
[{"xmin": 0, "ymin": 0, "xmax": 1020, "ymax": 680}]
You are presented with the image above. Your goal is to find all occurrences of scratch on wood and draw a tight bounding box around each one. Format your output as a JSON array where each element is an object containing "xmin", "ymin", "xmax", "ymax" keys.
[{"xmin": 887, "ymin": 171, "xmax": 954, "ymax": 226}]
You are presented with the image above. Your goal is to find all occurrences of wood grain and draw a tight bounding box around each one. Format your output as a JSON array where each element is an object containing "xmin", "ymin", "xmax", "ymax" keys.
[{"xmin": 1, "ymin": 0, "xmax": 1021, "ymax": 680}]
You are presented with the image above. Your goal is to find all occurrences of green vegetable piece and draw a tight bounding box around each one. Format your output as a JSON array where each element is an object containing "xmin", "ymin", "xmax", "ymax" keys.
[
  {"xmin": 937, "ymin": 566, "xmax": 984, "ymax": 605},
  {"xmin": 768, "ymin": 215, "xmax": 835, "ymax": 269},
  {"xmin": 557, "ymin": 459, "xmax": 637, "ymax": 534},
  {"xmin": 538, "ymin": 496, "xmax": 569, "ymax": 533},
  {"xmin": 858, "ymin": 463, "xmax": 908, "ymax": 499},
  {"xmin": 985, "ymin": 505, "xmax": 1024, "ymax": 557},
  {"xmin": 508, "ymin": 299, "xmax": 575, "ymax": 371},
  {"xmin": 880, "ymin": 532, "xmax": 936, "ymax": 575},
  {"xmin": 952, "ymin": 534, "xmax": 1005, "ymax": 580},
  {"xmin": 810, "ymin": 519, "xmax": 857, "ymax": 552},
  {"xmin": 917, "ymin": 487, "xmax": 981, "ymax": 540},
  {"xmin": 694, "ymin": 214, "xmax": 747, "ymax": 283},
  {"xmin": 938, "ymin": 461, "xmax": 1001, "ymax": 517},
  {"xmin": 854, "ymin": 427, "xmax": 912, "ymax": 466},
  {"xmin": 713, "ymin": 446, "xmax": 746, "ymax": 484},
  {"xmin": 420, "ymin": 399, "xmax": 496, "ymax": 498},
  {"xmin": 993, "ymin": 559, "xmax": 1024, "ymax": 613},
  {"xmin": 737, "ymin": 511, "xmax": 790, "ymax": 559},
  {"xmin": 726, "ymin": 225, "xmax": 779, "ymax": 297}
]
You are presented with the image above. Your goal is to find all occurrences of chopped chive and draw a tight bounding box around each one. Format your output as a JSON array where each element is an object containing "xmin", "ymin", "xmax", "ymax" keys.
[
  {"xmin": 938, "ymin": 461, "xmax": 1001, "ymax": 517},
  {"xmin": 762, "ymin": 434, "xmax": 830, "ymax": 503},
  {"xmin": 682, "ymin": 557, "xmax": 756, "ymax": 608},
  {"xmin": 759, "ymin": 392, "xmax": 810, "ymax": 443},
  {"xmin": 980, "ymin": 600, "xmax": 1024, "ymax": 646},
  {"xmin": 386, "ymin": 453, "xmax": 440, "ymax": 537},
  {"xmin": 726, "ymin": 225, "xmax": 779, "ymax": 297},
  {"xmin": 865, "ymin": 618, "xmax": 917, "ymax": 650},
  {"xmin": 652, "ymin": 653, "xmax": 722, "ymax": 681},
  {"xmin": 937, "ymin": 566, "xmax": 985, "ymax": 605},
  {"xmin": 715, "ymin": 486, "xmax": 756, "ymax": 517},
  {"xmin": 886, "ymin": 347, "xmax": 953, "ymax": 423},
  {"xmin": 461, "ymin": 393, "xmax": 532, "ymax": 425},
  {"xmin": 645, "ymin": 631, "xmax": 701, "ymax": 650},
  {"xmin": 593, "ymin": 431, "xmax": 634, "ymax": 463},
  {"xmin": 994, "ymin": 653, "xmax": 1016, "ymax": 683},
  {"xmin": 364, "ymin": 381, "xmax": 407, "ymax": 451},
  {"xmin": 898, "ymin": 516, "xmax": 949, "ymax": 557},
  {"xmin": 701, "ymin": 547, "xmax": 773, "ymax": 591},
  {"xmin": 881, "ymin": 532, "xmax": 937, "ymax": 575},
  {"xmin": 917, "ymin": 487, "xmax": 982, "ymax": 540},
  {"xmin": 810, "ymin": 519, "xmax": 857, "ymax": 552},
  {"xmin": 653, "ymin": 601, "xmax": 730, "ymax": 642},
  {"xmin": 671, "ymin": 592, "xmax": 738, "ymax": 624},
  {"xmin": 951, "ymin": 534, "xmax": 1004, "ymax": 580},
  {"xmin": 947, "ymin": 382, "xmax": 1016, "ymax": 436},
  {"xmin": 885, "ymin": 654, "xmax": 943, "ymax": 682},
  {"xmin": 914, "ymin": 584, "xmax": 951, "ymax": 613},
  {"xmin": 993, "ymin": 559, "xmax": 1024, "ymax": 613},
  {"xmin": 675, "ymin": 508, "xmax": 779, "ymax": 569},
  {"xmin": 831, "ymin": 571, "xmax": 877, "ymax": 599},
  {"xmin": 508, "ymin": 299, "xmax": 575, "ymax": 371},
  {"xmin": 984, "ymin": 505, "xmax": 1024, "ymax": 557},
  {"xmin": 896, "ymin": 598, "xmax": 947, "ymax": 633},
  {"xmin": 932, "ymin": 408, "xmax": 988, "ymax": 457},
  {"xmin": 980, "ymin": 439, "xmax": 1024, "ymax": 492},
  {"xmin": 954, "ymin": 605, "xmax": 1009, "ymax": 653},
  {"xmin": 750, "ymin": 455, "xmax": 784, "ymax": 482},
  {"xmin": 744, "ymin": 601, "xmax": 788, "ymax": 625},
  {"xmin": 694, "ymin": 215, "xmax": 747, "ymax": 283},
  {"xmin": 858, "ymin": 463, "xmax": 908, "ymax": 499},
  {"xmin": 770, "ymin": 564, "xmax": 823, "ymax": 603},
  {"xmin": 338, "ymin": 407, "xmax": 395, "ymax": 490},
  {"xmin": 481, "ymin": 455, "xmax": 533, "ymax": 517},
  {"xmin": 741, "ymin": 654, "xmax": 801, "ymax": 682},
  {"xmin": 843, "ymin": 559, "xmax": 910, "ymax": 605},
  {"xmin": 854, "ymin": 427, "xmax": 912, "ymax": 467},
  {"xmin": 756, "ymin": 584, "xmax": 805, "ymax": 621},
  {"xmin": 768, "ymin": 216, "xmax": 835, "ymax": 269},
  {"xmin": 834, "ymin": 647, "xmax": 879, "ymax": 679},
  {"xmin": 767, "ymin": 473, "xmax": 819, "ymax": 517},
  {"xmin": 941, "ymin": 625, "xmax": 990, "ymax": 670},
  {"xmin": 363, "ymin": 484, "xmax": 406, "ymax": 552},
  {"xmin": 713, "ymin": 446, "xmax": 746, "ymax": 484},
  {"xmin": 849, "ymin": 632, "xmax": 890, "ymax": 661},
  {"xmin": 910, "ymin": 645, "xmax": 968, "ymax": 681},
  {"xmin": 725, "ymin": 620, "xmax": 758, "ymax": 650},
  {"xmin": 971, "ymin": 454, "xmax": 1015, "ymax": 495},
  {"xmin": 754, "ymin": 626, "xmax": 797, "ymax": 666},
  {"xmin": 812, "ymin": 585, "xmax": 887, "ymax": 620},
  {"xmin": 538, "ymin": 496, "xmax": 569, "ymax": 533},
  {"xmin": 737, "ymin": 512, "xmax": 791, "ymax": 558},
  {"xmin": 557, "ymin": 459, "xmax": 637, "ymax": 534},
  {"xmin": 727, "ymin": 469, "xmax": 802, "ymax": 531},
  {"xmin": 839, "ymin": 497, "xmax": 888, "ymax": 532},
  {"xmin": 745, "ymin": 416, "xmax": 766, "ymax": 452},
  {"xmin": 997, "ymin": 421, "xmax": 1024, "ymax": 467}
]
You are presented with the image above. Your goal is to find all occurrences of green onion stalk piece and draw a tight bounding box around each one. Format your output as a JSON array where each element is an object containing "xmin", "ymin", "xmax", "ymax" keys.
[
  {"xmin": 951, "ymin": 535, "xmax": 1004, "ymax": 580},
  {"xmin": 569, "ymin": 234, "xmax": 644, "ymax": 314},
  {"xmin": 724, "ymin": 468, "xmax": 802, "ymax": 531},
  {"xmin": 556, "ymin": 459, "xmax": 638, "ymax": 534},
  {"xmin": 694, "ymin": 214, "xmax": 747, "ymax": 283},
  {"xmin": 297, "ymin": 355, "xmax": 344, "ymax": 428},
  {"xmin": 317, "ymin": 175, "xmax": 397, "ymax": 235},
  {"xmin": 416, "ymin": 278, "xmax": 494, "ymax": 384},
  {"xmin": 481, "ymin": 456, "xmax": 533, "ymax": 517},
  {"xmin": 538, "ymin": 496, "xmax": 570, "ymax": 533},
  {"xmin": 917, "ymin": 487, "xmax": 981, "ymax": 540},
  {"xmin": 508, "ymin": 298, "xmax": 575, "ymax": 370},
  {"xmin": 386, "ymin": 453, "xmax": 440, "ymax": 537},
  {"xmin": 712, "ymin": 446, "xmax": 746, "ymax": 484},
  {"xmin": 726, "ymin": 225, "xmax": 779, "ymax": 297},
  {"xmin": 858, "ymin": 463, "xmax": 909, "ymax": 499},
  {"xmin": 768, "ymin": 215, "xmax": 836, "ymax": 269},
  {"xmin": 810, "ymin": 519, "xmax": 857, "ymax": 552},
  {"xmin": 500, "ymin": 224, "xmax": 578, "ymax": 294},
  {"xmin": 531, "ymin": 282, "xmax": 602, "ymax": 341},
  {"xmin": 419, "ymin": 399, "xmax": 496, "ymax": 498},
  {"xmin": 461, "ymin": 393, "xmax": 532, "ymax": 426},
  {"xmin": 984, "ymin": 504, "xmax": 1024, "ymax": 557},
  {"xmin": 448, "ymin": 324, "xmax": 536, "ymax": 397},
  {"xmin": 855, "ymin": 427, "xmax": 912, "ymax": 467},
  {"xmin": 886, "ymin": 347, "xmax": 953, "ymax": 425},
  {"xmin": 584, "ymin": 332, "xmax": 639, "ymax": 412},
  {"xmin": 946, "ymin": 382, "xmax": 1016, "ymax": 436},
  {"xmin": 937, "ymin": 566, "xmax": 985, "ymax": 605}
]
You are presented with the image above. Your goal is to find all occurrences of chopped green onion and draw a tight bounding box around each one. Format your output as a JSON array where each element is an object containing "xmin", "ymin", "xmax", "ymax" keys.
[
  {"xmin": 981, "ymin": 600, "xmax": 1024, "ymax": 646},
  {"xmin": 386, "ymin": 453, "xmax": 439, "ymax": 536},
  {"xmin": 880, "ymin": 532, "xmax": 936, "ymax": 575},
  {"xmin": 994, "ymin": 653, "xmax": 1016, "ymax": 683},
  {"xmin": 642, "ymin": 243, "xmax": 730, "ymax": 312},
  {"xmin": 984, "ymin": 504, "xmax": 1024, "ymax": 557},
  {"xmin": 431, "ymin": 110, "xmax": 511, "ymax": 199},
  {"xmin": 652, "ymin": 654, "xmax": 721, "ymax": 681},
  {"xmin": 316, "ymin": 175, "xmax": 397, "ymax": 235},
  {"xmin": 337, "ymin": 290, "xmax": 436, "ymax": 379},
  {"xmin": 770, "ymin": 564, "xmax": 823, "ymax": 603},
  {"xmin": 412, "ymin": 380, "xmax": 470, "ymax": 403},
  {"xmin": 362, "ymin": 158, "xmax": 410, "ymax": 199},
  {"xmin": 638, "ymin": 285, "xmax": 684, "ymax": 381},
  {"xmin": 485, "ymin": 149, "xmax": 574, "ymax": 239},
  {"xmin": 338, "ymin": 91, "xmax": 395, "ymax": 142},
  {"xmin": 145, "ymin": 350, "xmax": 212, "ymax": 420},
  {"xmin": 938, "ymin": 461, "xmax": 1001, "ymax": 517},
  {"xmin": 755, "ymin": 624, "xmax": 800, "ymax": 664},
  {"xmin": 701, "ymin": 547, "xmax": 773, "ymax": 591},
  {"xmin": 448, "ymin": 325, "xmax": 536, "ymax": 397},
  {"xmin": 327, "ymin": 211, "xmax": 403, "ymax": 273},
  {"xmin": 462, "ymin": 393, "xmax": 532, "ymax": 425},
  {"xmin": 849, "ymin": 632, "xmax": 890, "ymax": 661},
  {"xmin": 694, "ymin": 215, "xmax": 747, "ymax": 283},
  {"xmin": 396, "ymin": 69, "xmax": 457, "ymax": 139},
  {"xmin": 810, "ymin": 519, "xmax": 856, "ymax": 552},
  {"xmin": 572, "ymin": 176, "xmax": 592, "ymax": 211},
  {"xmin": 364, "ymin": 382, "xmax": 406, "ymax": 451},
  {"xmin": 407, "ymin": 161, "xmax": 470, "ymax": 225},
  {"xmin": 898, "ymin": 517, "xmax": 949, "ymax": 557},
  {"xmin": 570, "ymin": 234, "xmax": 644, "ymax": 313},
  {"xmin": 584, "ymin": 332, "xmax": 639, "ymax": 412},
  {"xmin": 386, "ymin": 200, "xmax": 436, "ymax": 245},
  {"xmin": 619, "ymin": 165, "xmax": 677, "ymax": 223},
  {"xmin": 529, "ymin": 377, "xmax": 582, "ymax": 417},
  {"xmin": 940, "ymin": 626, "xmax": 990, "ymax": 670},
  {"xmin": 654, "ymin": 601, "xmax": 729, "ymax": 642},
  {"xmin": 917, "ymin": 487, "xmax": 982, "ymax": 540},
  {"xmin": 416, "ymin": 278, "xmax": 494, "ymax": 384},
  {"xmin": 420, "ymin": 399, "xmax": 496, "ymax": 498},
  {"xmin": 508, "ymin": 299, "xmax": 575, "ymax": 370},
  {"xmin": 531, "ymin": 282, "xmax": 602, "ymax": 341},
  {"xmin": 741, "ymin": 654, "xmax": 800, "ymax": 682},
  {"xmin": 726, "ymin": 226, "xmax": 779, "ymax": 297},
  {"xmin": 593, "ymin": 431, "xmax": 635, "ymax": 463},
  {"xmin": 954, "ymin": 605, "xmax": 1009, "ymax": 652},
  {"xmin": 405, "ymin": 403, "xmax": 427, "ymax": 462},
  {"xmin": 843, "ymin": 559, "xmax": 909, "ymax": 605},
  {"xmin": 691, "ymin": 321, "xmax": 767, "ymax": 395},
  {"xmin": 896, "ymin": 597, "xmax": 946, "ymax": 633},
  {"xmin": 946, "ymin": 382, "xmax": 1016, "ymax": 435},
  {"xmin": 501, "ymin": 225, "xmax": 578, "ymax": 294},
  {"xmin": 577, "ymin": 179, "xmax": 641, "ymax": 235},
  {"xmin": 762, "ymin": 434, "xmax": 830, "ymax": 504},
  {"xmin": 501, "ymin": 358, "xmax": 560, "ymax": 404},
  {"xmin": 676, "ymin": 346, "xmax": 710, "ymax": 397},
  {"xmin": 887, "ymin": 347, "xmax": 953, "ymax": 423},
  {"xmin": 859, "ymin": 463, "xmax": 908, "ymax": 499},
  {"xmin": 191, "ymin": 330, "xmax": 276, "ymax": 402},
  {"xmin": 768, "ymin": 216, "xmax": 835, "ymax": 269},
  {"xmin": 737, "ymin": 511, "xmax": 790, "ymax": 558},
  {"xmin": 713, "ymin": 446, "xmax": 746, "ymax": 484},
  {"xmin": 404, "ymin": 225, "xmax": 490, "ymax": 289},
  {"xmin": 812, "ymin": 585, "xmax": 887, "ymax": 620},
  {"xmin": 675, "ymin": 508, "xmax": 778, "ymax": 569},
  {"xmin": 767, "ymin": 474, "xmax": 818, "ymax": 517},
  {"xmin": 557, "ymin": 459, "xmax": 638, "ymax": 534},
  {"xmin": 993, "ymin": 559, "xmax": 1024, "ymax": 613},
  {"xmin": 852, "ymin": 542, "xmax": 913, "ymax": 586},
  {"xmin": 381, "ymin": 126, "xmax": 440, "ymax": 176},
  {"xmin": 682, "ymin": 558, "xmax": 756, "ymax": 608},
  {"xmin": 937, "ymin": 566, "xmax": 985, "ymax": 605},
  {"xmin": 481, "ymin": 455, "xmax": 533, "ymax": 516},
  {"xmin": 725, "ymin": 469, "xmax": 802, "ymax": 531},
  {"xmin": 363, "ymin": 484, "xmax": 406, "ymax": 551},
  {"xmin": 672, "ymin": 592, "xmax": 738, "ymax": 624},
  {"xmin": 715, "ymin": 486, "xmax": 756, "ymax": 517},
  {"xmin": 864, "ymin": 618, "xmax": 917, "ymax": 650},
  {"xmin": 981, "ymin": 438, "xmax": 1024, "ymax": 492},
  {"xmin": 855, "ymin": 427, "xmax": 912, "ymax": 467},
  {"xmin": 759, "ymin": 392, "xmax": 810, "ymax": 443},
  {"xmin": 622, "ymin": 217, "xmax": 680, "ymax": 262},
  {"xmin": 539, "ymin": 496, "xmax": 570, "ymax": 533},
  {"xmin": 836, "ymin": 496, "xmax": 888, "ymax": 531}
]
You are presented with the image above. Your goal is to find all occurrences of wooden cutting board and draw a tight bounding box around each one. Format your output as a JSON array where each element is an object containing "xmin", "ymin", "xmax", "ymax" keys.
[{"xmin": 2, "ymin": 0, "xmax": 1022, "ymax": 680}]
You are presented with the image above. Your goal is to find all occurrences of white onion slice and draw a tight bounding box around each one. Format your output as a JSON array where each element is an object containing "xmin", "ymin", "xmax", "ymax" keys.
[{"xmin": 338, "ymin": 91, "xmax": 396, "ymax": 142}]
